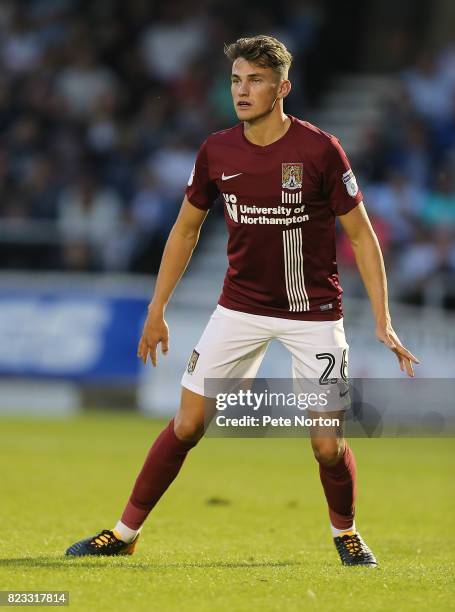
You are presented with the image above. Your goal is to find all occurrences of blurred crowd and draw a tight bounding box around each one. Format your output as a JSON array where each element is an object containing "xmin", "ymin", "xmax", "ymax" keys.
[
  {"xmin": 0, "ymin": 0, "xmax": 322, "ymax": 273},
  {"xmin": 342, "ymin": 44, "xmax": 455, "ymax": 308},
  {"xmin": 0, "ymin": 1, "xmax": 454, "ymax": 308}
]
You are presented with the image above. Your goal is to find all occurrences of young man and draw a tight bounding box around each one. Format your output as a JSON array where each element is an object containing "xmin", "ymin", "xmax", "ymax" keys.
[{"xmin": 66, "ymin": 36, "xmax": 419, "ymax": 565}]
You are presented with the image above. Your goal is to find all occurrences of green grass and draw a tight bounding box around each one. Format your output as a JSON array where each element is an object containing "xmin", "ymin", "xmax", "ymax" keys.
[{"xmin": 0, "ymin": 414, "xmax": 454, "ymax": 611}]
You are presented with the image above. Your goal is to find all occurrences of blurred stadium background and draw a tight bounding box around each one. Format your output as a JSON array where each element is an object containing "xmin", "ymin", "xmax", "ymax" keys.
[{"xmin": 1, "ymin": 0, "xmax": 455, "ymax": 417}]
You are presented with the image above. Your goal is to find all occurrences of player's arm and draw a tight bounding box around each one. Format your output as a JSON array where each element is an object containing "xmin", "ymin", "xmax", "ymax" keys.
[
  {"xmin": 138, "ymin": 197, "xmax": 209, "ymax": 366},
  {"xmin": 338, "ymin": 202, "xmax": 420, "ymax": 376}
]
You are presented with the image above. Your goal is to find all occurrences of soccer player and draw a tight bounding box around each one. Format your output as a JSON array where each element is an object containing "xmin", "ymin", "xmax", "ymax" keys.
[{"xmin": 66, "ymin": 36, "xmax": 419, "ymax": 565}]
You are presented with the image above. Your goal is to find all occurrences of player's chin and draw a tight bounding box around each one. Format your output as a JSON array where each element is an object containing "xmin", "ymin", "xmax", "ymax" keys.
[{"xmin": 235, "ymin": 107, "xmax": 261, "ymax": 121}]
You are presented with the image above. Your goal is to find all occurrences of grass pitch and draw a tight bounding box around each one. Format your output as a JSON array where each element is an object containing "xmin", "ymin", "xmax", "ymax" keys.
[{"xmin": 0, "ymin": 414, "xmax": 453, "ymax": 611}]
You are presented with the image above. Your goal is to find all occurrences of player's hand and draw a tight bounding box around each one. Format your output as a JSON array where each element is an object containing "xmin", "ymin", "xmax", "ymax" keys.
[
  {"xmin": 137, "ymin": 309, "xmax": 169, "ymax": 367},
  {"xmin": 375, "ymin": 323, "xmax": 420, "ymax": 377}
]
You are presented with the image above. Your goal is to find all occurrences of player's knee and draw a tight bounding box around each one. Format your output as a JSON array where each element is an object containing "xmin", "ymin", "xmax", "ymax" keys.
[
  {"xmin": 312, "ymin": 439, "xmax": 344, "ymax": 467},
  {"xmin": 173, "ymin": 414, "xmax": 205, "ymax": 444}
]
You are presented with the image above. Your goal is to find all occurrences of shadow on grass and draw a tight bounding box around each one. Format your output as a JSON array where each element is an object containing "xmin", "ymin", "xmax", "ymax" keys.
[{"xmin": 0, "ymin": 557, "xmax": 303, "ymax": 570}]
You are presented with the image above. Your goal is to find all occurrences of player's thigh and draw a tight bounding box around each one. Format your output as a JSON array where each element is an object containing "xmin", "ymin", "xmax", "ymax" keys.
[
  {"xmin": 181, "ymin": 305, "xmax": 271, "ymax": 398},
  {"xmin": 283, "ymin": 319, "xmax": 348, "ymax": 379},
  {"xmin": 279, "ymin": 318, "xmax": 349, "ymax": 412}
]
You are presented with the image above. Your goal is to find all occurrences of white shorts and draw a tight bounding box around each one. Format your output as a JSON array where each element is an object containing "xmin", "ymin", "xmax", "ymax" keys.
[{"xmin": 181, "ymin": 305, "xmax": 349, "ymax": 409}]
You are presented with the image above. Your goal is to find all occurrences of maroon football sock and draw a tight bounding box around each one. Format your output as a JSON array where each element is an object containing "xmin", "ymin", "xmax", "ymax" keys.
[
  {"xmin": 121, "ymin": 419, "xmax": 197, "ymax": 530},
  {"xmin": 317, "ymin": 442, "xmax": 357, "ymax": 530}
]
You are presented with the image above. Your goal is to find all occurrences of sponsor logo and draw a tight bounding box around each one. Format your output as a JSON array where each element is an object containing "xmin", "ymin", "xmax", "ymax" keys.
[
  {"xmin": 225, "ymin": 203, "xmax": 238, "ymax": 222},
  {"xmin": 342, "ymin": 168, "xmax": 359, "ymax": 197},
  {"xmin": 319, "ymin": 303, "xmax": 333, "ymax": 311},
  {"xmin": 221, "ymin": 172, "xmax": 243, "ymax": 181},
  {"xmin": 222, "ymin": 193, "xmax": 309, "ymax": 226},
  {"xmin": 187, "ymin": 349, "xmax": 200, "ymax": 374},
  {"xmin": 282, "ymin": 163, "xmax": 303, "ymax": 190},
  {"xmin": 223, "ymin": 193, "xmax": 238, "ymax": 222}
]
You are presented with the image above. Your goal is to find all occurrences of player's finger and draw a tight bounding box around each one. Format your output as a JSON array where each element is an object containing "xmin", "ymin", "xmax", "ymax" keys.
[
  {"xmin": 150, "ymin": 343, "xmax": 158, "ymax": 367},
  {"xmin": 137, "ymin": 337, "xmax": 147, "ymax": 363},
  {"xmin": 393, "ymin": 345, "xmax": 416, "ymax": 376},
  {"xmin": 404, "ymin": 357, "xmax": 414, "ymax": 378},
  {"xmin": 161, "ymin": 336, "xmax": 169, "ymax": 355},
  {"xmin": 397, "ymin": 345, "xmax": 420, "ymax": 364},
  {"xmin": 394, "ymin": 350, "xmax": 413, "ymax": 377}
]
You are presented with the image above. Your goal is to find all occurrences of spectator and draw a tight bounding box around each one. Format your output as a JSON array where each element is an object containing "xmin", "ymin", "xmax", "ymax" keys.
[
  {"xmin": 55, "ymin": 46, "xmax": 118, "ymax": 119},
  {"xmin": 148, "ymin": 136, "xmax": 196, "ymax": 203},
  {"xmin": 363, "ymin": 169, "xmax": 424, "ymax": 247},
  {"xmin": 395, "ymin": 228, "xmax": 455, "ymax": 308},
  {"xmin": 57, "ymin": 173, "xmax": 123, "ymax": 269},
  {"xmin": 24, "ymin": 155, "xmax": 61, "ymax": 219},
  {"xmin": 419, "ymin": 167, "xmax": 455, "ymax": 228},
  {"xmin": 403, "ymin": 51, "xmax": 454, "ymax": 122},
  {"xmin": 140, "ymin": 5, "xmax": 207, "ymax": 81},
  {"xmin": 1, "ymin": 9, "xmax": 43, "ymax": 74}
]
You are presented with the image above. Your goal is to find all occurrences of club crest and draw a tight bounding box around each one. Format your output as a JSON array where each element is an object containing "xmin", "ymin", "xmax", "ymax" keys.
[{"xmin": 282, "ymin": 163, "xmax": 303, "ymax": 190}]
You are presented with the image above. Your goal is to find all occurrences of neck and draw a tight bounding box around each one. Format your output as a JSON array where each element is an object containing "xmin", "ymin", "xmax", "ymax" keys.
[{"xmin": 243, "ymin": 107, "xmax": 291, "ymax": 147}]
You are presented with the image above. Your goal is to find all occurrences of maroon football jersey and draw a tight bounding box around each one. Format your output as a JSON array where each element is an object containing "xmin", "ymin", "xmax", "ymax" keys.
[{"xmin": 185, "ymin": 115, "xmax": 363, "ymax": 320}]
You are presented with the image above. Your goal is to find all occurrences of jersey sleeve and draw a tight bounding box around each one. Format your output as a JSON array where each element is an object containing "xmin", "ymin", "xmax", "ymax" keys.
[
  {"xmin": 322, "ymin": 136, "xmax": 363, "ymax": 216},
  {"xmin": 185, "ymin": 139, "xmax": 219, "ymax": 210}
]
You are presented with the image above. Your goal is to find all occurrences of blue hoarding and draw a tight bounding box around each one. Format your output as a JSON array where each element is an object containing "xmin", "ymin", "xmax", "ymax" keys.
[{"xmin": 0, "ymin": 291, "xmax": 147, "ymax": 382}]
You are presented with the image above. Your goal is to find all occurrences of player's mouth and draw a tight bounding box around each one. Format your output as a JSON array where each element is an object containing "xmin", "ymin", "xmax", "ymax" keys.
[{"xmin": 237, "ymin": 101, "xmax": 252, "ymax": 109}]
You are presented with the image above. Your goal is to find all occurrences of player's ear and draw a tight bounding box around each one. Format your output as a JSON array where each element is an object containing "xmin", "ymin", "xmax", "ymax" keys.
[{"xmin": 278, "ymin": 79, "xmax": 291, "ymax": 99}]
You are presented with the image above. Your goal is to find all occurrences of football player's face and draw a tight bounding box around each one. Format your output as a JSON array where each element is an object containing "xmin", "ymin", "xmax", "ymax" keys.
[{"xmin": 231, "ymin": 58, "xmax": 284, "ymax": 121}]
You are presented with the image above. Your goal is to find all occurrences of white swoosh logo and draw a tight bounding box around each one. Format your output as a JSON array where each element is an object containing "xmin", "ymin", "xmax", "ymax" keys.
[{"xmin": 221, "ymin": 172, "xmax": 243, "ymax": 181}]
